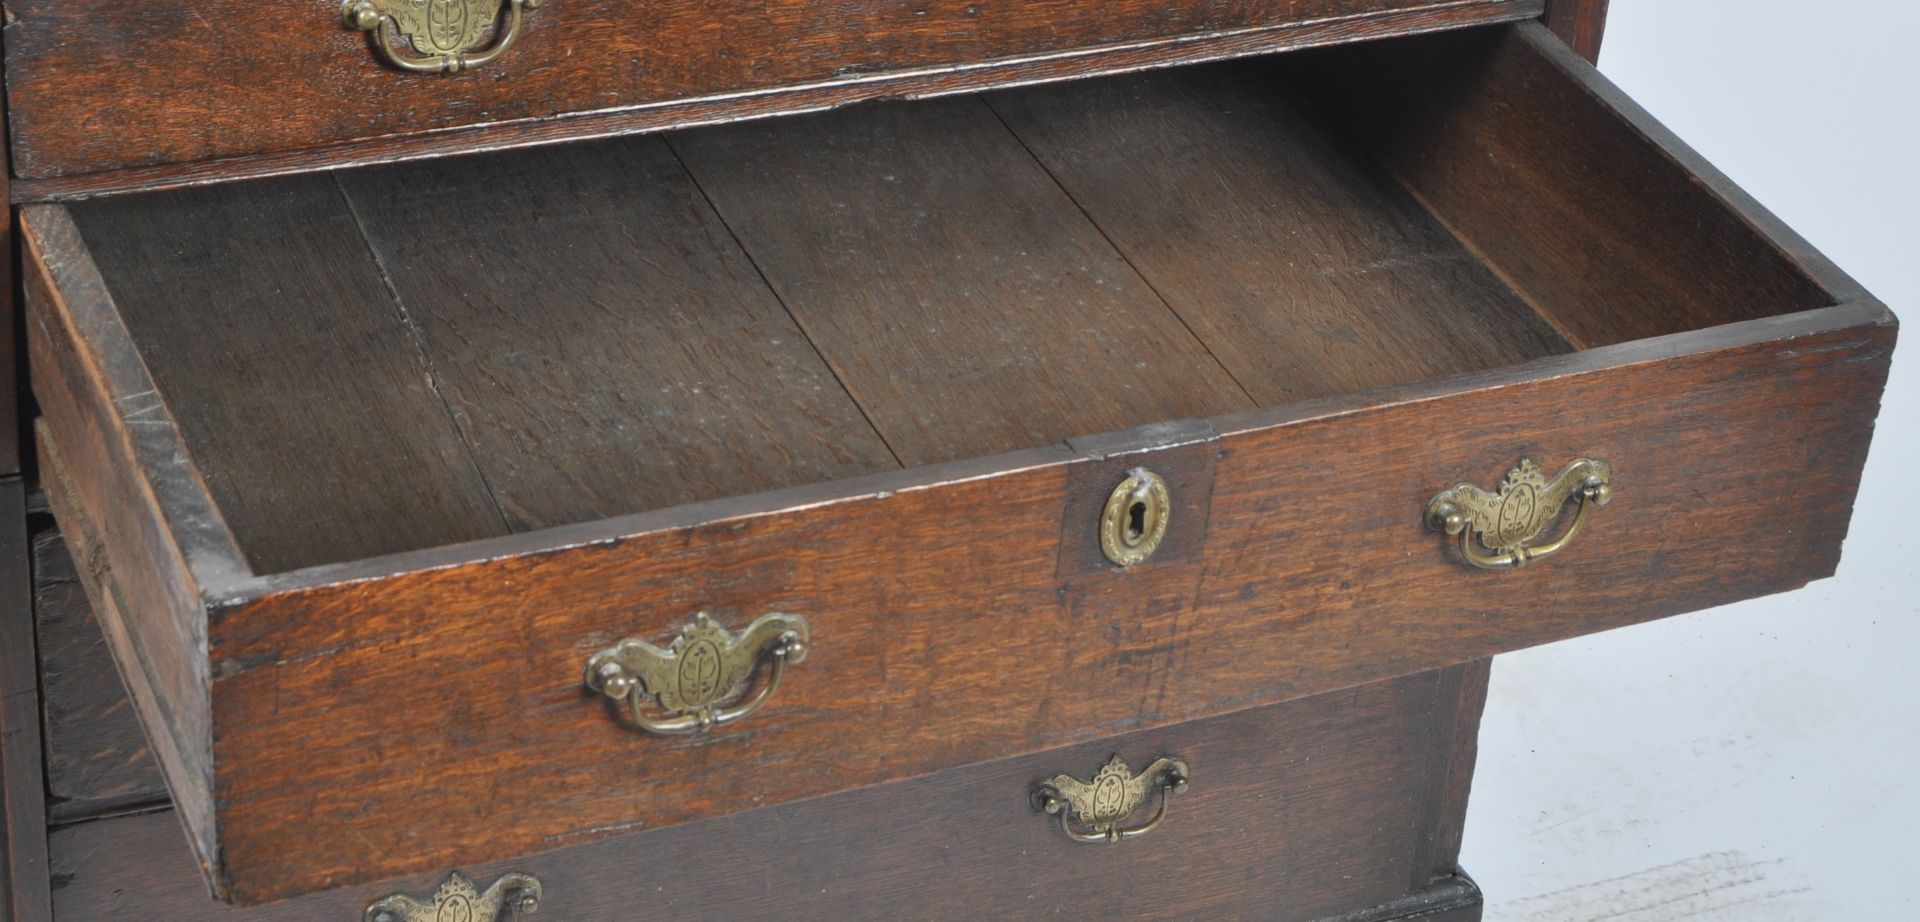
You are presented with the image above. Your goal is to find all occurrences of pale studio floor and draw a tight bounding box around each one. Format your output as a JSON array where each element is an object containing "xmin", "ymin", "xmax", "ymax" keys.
[{"xmin": 1463, "ymin": 2, "xmax": 1920, "ymax": 919}]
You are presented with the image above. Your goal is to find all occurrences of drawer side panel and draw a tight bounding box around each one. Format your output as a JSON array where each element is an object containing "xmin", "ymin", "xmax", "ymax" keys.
[
  {"xmin": 1297, "ymin": 24, "xmax": 1840, "ymax": 347},
  {"xmin": 22, "ymin": 208, "xmax": 244, "ymax": 895}
]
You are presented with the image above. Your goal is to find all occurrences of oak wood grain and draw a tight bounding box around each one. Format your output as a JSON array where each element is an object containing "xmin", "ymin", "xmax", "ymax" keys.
[
  {"xmin": 1, "ymin": 482, "xmax": 54, "ymax": 922},
  {"xmin": 5, "ymin": 0, "xmax": 1543, "ymax": 193},
  {"xmin": 67, "ymin": 178, "xmax": 509, "ymax": 574},
  {"xmin": 672, "ymin": 95, "xmax": 1255, "ymax": 466},
  {"xmin": 988, "ymin": 65, "xmax": 1571, "ymax": 405},
  {"xmin": 336, "ymin": 139, "xmax": 900, "ymax": 532},
  {"xmin": 22, "ymin": 206, "xmax": 241, "ymax": 883},
  {"xmin": 49, "ymin": 670, "xmax": 1473, "ymax": 921},
  {"xmin": 1293, "ymin": 24, "xmax": 1837, "ymax": 348}
]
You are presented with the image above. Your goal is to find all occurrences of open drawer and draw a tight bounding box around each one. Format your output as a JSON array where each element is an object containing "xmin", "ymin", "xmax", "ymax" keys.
[{"xmin": 24, "ymin": 22, "xmax": 1894, "ymax": 905}]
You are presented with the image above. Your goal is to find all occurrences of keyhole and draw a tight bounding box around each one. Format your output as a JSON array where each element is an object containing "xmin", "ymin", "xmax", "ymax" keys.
[
  {"xmin": 1127, "ymin": 500, "xmax": 1148, "ymax": 544},
  {"xmin": 1101, "ymin": 468, "xmax": 1169, "ymax": 567}
]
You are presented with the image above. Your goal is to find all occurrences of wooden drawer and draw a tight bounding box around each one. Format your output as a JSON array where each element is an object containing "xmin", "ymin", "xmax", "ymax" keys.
[
  {"xmin": 23, "ymin": 22, "xmax": 1894, "ymax": 905},
  {"xmin": 26, "ymin": 525, "xmax": 1486, "ymax": 921},
  {"xmin": 2, "ymin": 0, "xmax": 1542, "ymax": 194}
]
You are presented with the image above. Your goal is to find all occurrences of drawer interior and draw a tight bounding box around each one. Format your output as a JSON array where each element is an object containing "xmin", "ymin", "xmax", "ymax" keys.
[{"xmin": 57, "ymin": 24, "xmax": 1832, "ymax": 578}]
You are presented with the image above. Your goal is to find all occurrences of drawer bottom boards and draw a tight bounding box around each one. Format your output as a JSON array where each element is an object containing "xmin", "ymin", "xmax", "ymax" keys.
[{"xmin": 29, "ymin": 519, "xmax": 1488, "ymax": 920}]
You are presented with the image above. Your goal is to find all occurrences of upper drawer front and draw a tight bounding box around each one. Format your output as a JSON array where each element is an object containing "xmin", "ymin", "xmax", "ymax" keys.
[{"xmin": 3, "ymin": 0, "xmax": 1539, "ymax": 186}]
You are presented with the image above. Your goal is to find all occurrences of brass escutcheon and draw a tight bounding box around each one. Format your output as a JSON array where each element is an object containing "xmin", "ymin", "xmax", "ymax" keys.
[
  {"xmin": 1100, "ymin": 467, "xmax": 1170, "ymax": 567},
  {"xmin": 1033, "ymin": 754, "xmax": 1189, "ymax": 844},
  {"xmin": 584, "ymin": 612, "xmax": 809, "ymax": 735},
  {"xmin": 343, "ymin": 0, "xmax": 544, "ymax": 73},
  {"xmin": 1426, "ymin": 457, "xmax": 1613, "ymax": 569},
  {"xmin": 365, "ymin": 871, "xmax": 540, "ymax": 922}
]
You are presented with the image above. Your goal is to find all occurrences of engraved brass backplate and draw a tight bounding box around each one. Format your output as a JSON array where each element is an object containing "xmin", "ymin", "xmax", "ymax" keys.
[
  {"xmin": 1100, "ymin": 467, "xmax": 1170, "ymax": 567},
  {"xmin": 343, "ymin": 0, "xmax": 543, "ymax": 73},
  {"xmin": 1426, "ymin": 457, "xmax": 1612, "ymax": 569},
  {"xmin": 584, "ymin": 612, "xmax": 809, "ymax": 735},
  {"xmin": 1033, "ymin": 754, "xmax": 1189, "ymax": 844},
  {"xmin": 365, "ymin": 871, "xmax": 540, "ymax": 922}
]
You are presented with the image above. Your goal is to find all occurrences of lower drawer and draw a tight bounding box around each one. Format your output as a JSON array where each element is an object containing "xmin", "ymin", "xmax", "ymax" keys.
[
  {"xmin": 31, "ymin": 516, "xmax": 1486, "ymax": 920},
  {"xmin": 48, "ymin": 676, "xmax": 1485, "ymax": 921}
]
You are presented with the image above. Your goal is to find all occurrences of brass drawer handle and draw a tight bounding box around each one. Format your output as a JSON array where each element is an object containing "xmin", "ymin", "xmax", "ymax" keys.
[
  {"xmin": 1032, "ymin": 755, "xmax": 1189, "ymax": 844},
  {"xmin": 366, "ymin": 871, "xmax": 540, "ymax": 922},
  {"xmin": 584, "ymin": 612, "xmax": 810, "ymax": 735},
  {"xmin": 1426, "ymin": 457, "xmax": 1613, "ymax": 569},
  {"xmin": 343, "ymin": 0, "xmax": 544, "ymax": 73}
]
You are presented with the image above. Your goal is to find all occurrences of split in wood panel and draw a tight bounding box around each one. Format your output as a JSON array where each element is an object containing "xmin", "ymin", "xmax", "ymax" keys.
[
  {"xmin": 671, "ymin": 95, "xmax": 1260, "ymax": 467},
  {"xmin": 987, "ymin": 64, "xmax": 1571, "ymax": 405},
  {"xmin": 71, "ymin": 176, "xmax": 510, "ymax": 573},
  {"xmin": 335, "ymin": 138, "xmax": 899, "ymax": 533}
]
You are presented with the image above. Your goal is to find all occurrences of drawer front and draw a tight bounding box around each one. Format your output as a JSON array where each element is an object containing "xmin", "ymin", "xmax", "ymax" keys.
[
  {"xmin": 44, "ymin": 654, "xmax": 1487, "ymax": 921},
  {"xmin": 3, "ymin": 0, "xmax": 1540, "ymax": 192}
]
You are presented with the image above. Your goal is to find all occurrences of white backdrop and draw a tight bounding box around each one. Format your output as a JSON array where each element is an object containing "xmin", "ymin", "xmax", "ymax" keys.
[{"xmin": 1463, "ymin": 2, "xmax": 1919, "ymax": 919}]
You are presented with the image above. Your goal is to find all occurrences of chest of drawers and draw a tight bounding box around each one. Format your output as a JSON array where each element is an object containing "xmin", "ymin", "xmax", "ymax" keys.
[{"xmin": 0, "ymin": 1, "xmax": 1897, "ymax": 918}]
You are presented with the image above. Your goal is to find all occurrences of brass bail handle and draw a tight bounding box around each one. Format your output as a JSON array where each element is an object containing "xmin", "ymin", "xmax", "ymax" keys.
[
  {"xmin": 1426, "ymin": 457, "xmax": 1613, "ymax": 569},
  {"xmin": 1033, "ymin": 755, "xmax": 1190, "ymax": 844},
  {"xmin": 584, "ymin": 612, "xmax": 810, "ymax": 736},
  {"xmin": 343, "ymin": 0, "xmax": 545, "ymax": 73},
  {"xmin": 365, "ymin": 871, "xmax": 541, "ymax": 922}
]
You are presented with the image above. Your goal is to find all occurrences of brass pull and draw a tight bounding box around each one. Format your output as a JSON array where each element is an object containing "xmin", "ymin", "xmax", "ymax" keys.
[
  {"xmin": 1032, "ymin": 755, "xmax": 1189, "ymax": 844},
  {"xmin": 1100, "ymin": 467, "xmax": 1171, "ymax": 567},
  {"xmin": 366, "ymin": 871, "xmax": 540, "ymax": 922},
  {"xmin": 343, "ymin": 0, "xmax": 544, "ymax": 73},
  {"xmin": 1426, "ymin": 457, "xmax": 1612, "ymax": 569},
  {"xmin": 584, "ymin": 612, "xmax": 809, "ymax": 735}
]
